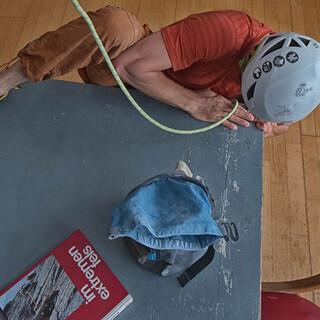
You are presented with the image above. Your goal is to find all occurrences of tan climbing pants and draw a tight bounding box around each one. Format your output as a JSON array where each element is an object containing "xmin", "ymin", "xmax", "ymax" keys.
[{"xmin": 18, "ymin": 5, "xmax": 151, "ymax": 86}]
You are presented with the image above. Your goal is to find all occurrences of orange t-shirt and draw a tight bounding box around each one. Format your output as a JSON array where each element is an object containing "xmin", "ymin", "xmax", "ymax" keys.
[{"xmin": 160, "ymin": 10, "xmax": 273, "ymax": 99}]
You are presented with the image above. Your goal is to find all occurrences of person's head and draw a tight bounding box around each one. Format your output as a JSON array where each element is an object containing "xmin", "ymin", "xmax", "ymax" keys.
[{"xmin": 241, "ymin": 32, "xmax": 320, "ymax": 124}]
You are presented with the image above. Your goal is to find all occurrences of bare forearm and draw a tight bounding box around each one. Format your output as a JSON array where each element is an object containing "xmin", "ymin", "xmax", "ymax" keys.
[
  {"xmin": 116, "ymin": 65, "xmax": 199, "ymax": 114},
  {"xmin": 112, "ymin": 31, "xmax": 255, "ymax": 131}
]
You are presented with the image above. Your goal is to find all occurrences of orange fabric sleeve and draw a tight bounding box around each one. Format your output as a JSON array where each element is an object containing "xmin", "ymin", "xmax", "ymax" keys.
[{"xmin": 160, "ymin": 11, "xmax": 238, "ymax": 71}]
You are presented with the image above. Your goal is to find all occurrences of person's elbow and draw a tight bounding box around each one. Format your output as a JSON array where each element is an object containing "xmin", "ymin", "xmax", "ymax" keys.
[
  {"xmin": 113, "ymin": 59, "xmax": 131, "ymax": 83},
  {"xmin": 114, "ymin": 59, "xmax": 157, "ymax": 87}
]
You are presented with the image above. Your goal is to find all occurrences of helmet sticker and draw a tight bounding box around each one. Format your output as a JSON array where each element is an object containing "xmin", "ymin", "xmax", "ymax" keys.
[
  {"xmin": 253, "ymin": 67, "xmax": 262, "ymax": 79},
  {"xmin": 273, "ymin": 56, "xmax": 285, "ymax": 67},
  {"xmin": 274, "ymin": 106, "xmax": 291, "ymax": 117},
  {"xmin": 286, "ymin": 52, "xmax": 299, "ymax": 63},
  {"xmin": 295, "ymin": 83, "xmax": 313, "ymax": 97},
  {"xmin": 262, "ymin": 61, "xmax": 272, "ymax": 72}
]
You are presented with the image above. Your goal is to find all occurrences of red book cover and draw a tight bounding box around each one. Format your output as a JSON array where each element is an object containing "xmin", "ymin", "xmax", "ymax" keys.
[{"xmin": 0, "ymin": 230, "xmax": 132, "ymax": 320}]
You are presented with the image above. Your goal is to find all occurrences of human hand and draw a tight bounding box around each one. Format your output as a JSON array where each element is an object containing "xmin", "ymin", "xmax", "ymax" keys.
[
  {"xmin": 255, "ymin": 121, "xmax": 289, "ymax": 138},
  {"xmin": 190, "ymin": 89, "xmax": 255, "ymax": 130}
]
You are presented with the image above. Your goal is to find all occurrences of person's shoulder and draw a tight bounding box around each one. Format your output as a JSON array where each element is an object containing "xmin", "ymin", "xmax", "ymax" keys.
[
  {"xmin": 218, "ymin": 10, "xmax": 261, "ymax": 27},
  {"xmin": 218, "ymin": 10, "xmax": 273, "ymax": 38},
  {"xmin": 186, "ymin": 10, "xmax": 253, "ymax": 21},
  {"xmin": 180, "ymin": 10, "xmax": 262, "ymax": 32},
  {"xmin": 162, "ymin": 10, "xmax": 253, "ymax": 30}
]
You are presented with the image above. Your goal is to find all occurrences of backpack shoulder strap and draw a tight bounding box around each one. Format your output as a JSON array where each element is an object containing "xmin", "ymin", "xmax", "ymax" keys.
[{"xmin": 177, "ymin": 245, "xmax": 215, "ymax": 287}]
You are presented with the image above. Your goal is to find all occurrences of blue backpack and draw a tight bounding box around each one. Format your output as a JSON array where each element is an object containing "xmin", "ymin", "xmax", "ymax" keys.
[{"xmin": 109, "ymin": 163, "xmax": 239, "ymax": 286}]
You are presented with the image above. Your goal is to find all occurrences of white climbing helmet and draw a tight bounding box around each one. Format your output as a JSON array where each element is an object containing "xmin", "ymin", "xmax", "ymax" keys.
[{"xmin": 241, "ymin": 32, "xmax": 320, "ymax": 123}]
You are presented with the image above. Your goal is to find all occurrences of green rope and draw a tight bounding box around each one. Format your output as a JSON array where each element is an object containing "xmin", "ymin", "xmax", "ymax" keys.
[{"xmin": 71, "ymin": 0, "xmax": 238, "ymax": 134}]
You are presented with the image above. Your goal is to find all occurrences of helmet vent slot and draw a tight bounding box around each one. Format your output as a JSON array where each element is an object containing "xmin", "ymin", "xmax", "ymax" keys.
[
  {"xmin": 298, "ymin": 37, "xmax": 311, "ymax": 46},
  {"xmin": 263, "ymin": 35, "xmax": 281, "ymax": 46},
  {"xmin": 247, "ymin": 82, "xmax": 256, "ymax": 100},
  {"xmin": 261, "ymin": 39, "xmax": 286, "ymax": 59},
  {"xmin": 289, "ymin": 39, "xmax": 301, "ymax": 47}
]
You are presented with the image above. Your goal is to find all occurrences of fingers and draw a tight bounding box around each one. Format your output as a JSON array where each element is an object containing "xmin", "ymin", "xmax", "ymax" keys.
[
  {"xmin": 192, "ymin": 94, "xmax": 255, "ymax": 129},
  {"xmin": 228, "ymin": 114, "xmax": 250, "ymax": 128},
  {"xmin": 222, "ymin": 120, "xmax": 238, "ymax": 131},
  {"xmin": 222, "ymin": 114, "xmax": 254, "ymax": 130},
  {"xmin": 256, "ymin": 121, "xmax": 272, "ymax": 136},
  {"xmin": 255, "ymin": 121, "xmax": 266, "ymax": 131},
  {"xmin": 235, "ymin": 105, "xmax": 255, "ymax": 121},
  {"xmin": 265, "ymin": 124, "xmax": 289, "ymax": 138},
  {"xmin": 273, "ymin": 124, "xmax": 289, "ymax": 136},
  {"xmin": 221, "ymin": 102, "xmax": 254, "ymax": 128},
  {"xmin": 255, "ymin": 121, "xmax": 289, "ymax": 138}
]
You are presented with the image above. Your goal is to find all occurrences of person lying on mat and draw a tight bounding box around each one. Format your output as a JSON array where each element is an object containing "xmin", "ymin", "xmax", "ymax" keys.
[{"xmin": 0, "ymin": 6, "xmax": 319, "ymax": 137}]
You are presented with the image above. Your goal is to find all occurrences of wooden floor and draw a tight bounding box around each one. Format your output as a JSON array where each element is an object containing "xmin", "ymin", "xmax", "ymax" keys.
[{"xmin": 0, "ymin": 0, "xmax": 319, "ymax": 306}]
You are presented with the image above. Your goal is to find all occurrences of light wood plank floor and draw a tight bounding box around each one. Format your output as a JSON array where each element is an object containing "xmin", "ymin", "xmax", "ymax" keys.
[{"xmin": 1, "ymin": 0, "xmax": 319, "ymax": 306}]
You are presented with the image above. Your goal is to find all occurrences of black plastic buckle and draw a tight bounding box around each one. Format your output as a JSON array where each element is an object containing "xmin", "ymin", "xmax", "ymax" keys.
[{"xmin": 221, "ymin": 222, "xmax": 239, "ymax": 242}]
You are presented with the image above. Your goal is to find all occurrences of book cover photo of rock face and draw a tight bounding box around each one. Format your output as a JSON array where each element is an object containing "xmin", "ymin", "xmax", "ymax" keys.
[{"xmin": 0, "ymin": 255, "xmax": 84, "ymax": 320}]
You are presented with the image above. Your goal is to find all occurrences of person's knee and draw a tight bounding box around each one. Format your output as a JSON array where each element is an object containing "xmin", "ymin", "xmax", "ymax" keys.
[{"xmin": 90, "ymin": 5, "xmax": 132, "ymax": 39}]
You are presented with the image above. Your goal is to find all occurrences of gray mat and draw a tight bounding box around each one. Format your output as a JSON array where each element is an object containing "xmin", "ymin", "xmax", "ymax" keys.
[{"xmin": 0, "ymin": 80, "xmax": 263, "ymax": 320}]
